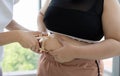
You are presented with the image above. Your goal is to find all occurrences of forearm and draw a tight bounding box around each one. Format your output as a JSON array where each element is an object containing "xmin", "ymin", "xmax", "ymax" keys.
[
  {"xmin": 0, "ymin": 31, "xmax": 19, "ymax": 45},
  {"xmin": 37, "ymin": 12, "xmax": 47, "ymax": 32},
  {"xmin": 75, "ymin": 39, "xmax": 120, "ymax": 60},
  {"xmin": 6, "ymin": 20, "xmax": 29, "ymax": 31}
]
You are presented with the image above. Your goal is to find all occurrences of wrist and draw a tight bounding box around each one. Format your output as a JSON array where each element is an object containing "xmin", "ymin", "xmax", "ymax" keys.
[
  {"xmin": 73, "ymin": 46, "xmax": 85, "ymax": 59},
  {"xmin": 11, "ymin": 30, "xmax": 22, "ymax": 42},
  {"xmin": 70, "ymin": 45, "xmax": 81, "ymax": 59}
]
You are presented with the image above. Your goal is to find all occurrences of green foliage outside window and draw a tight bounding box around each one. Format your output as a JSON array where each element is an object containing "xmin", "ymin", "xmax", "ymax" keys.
[{"xmin": 2, "ymin": 43, "xmax": 40, "ymax": 72}]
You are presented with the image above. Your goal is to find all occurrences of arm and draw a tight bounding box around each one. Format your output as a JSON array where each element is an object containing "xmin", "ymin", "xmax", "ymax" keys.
[
  {"xmin": 0, "ymin": 20, "xmax": 41, "ymax": 53},
  {"xmin": 37, "ymin": 0, "xmax": 51, "ymax": 32},
  {"xmin": 50, "ymin": 0, "xmax": 120, "ymax": 62},
  {"xmin": 0, "ymin": 30, "xmax": 41, "ymax": 52},
  {"xmin": 72, "ymin": 0, "xmax": 120, "ymax": 59},
  {"xmin": 6, "ymin": 20, "xmax": 29, "ymax": 31},
  {"xmin": 0, "ymin": 30, "xmax": 19, "ymax": 45}
]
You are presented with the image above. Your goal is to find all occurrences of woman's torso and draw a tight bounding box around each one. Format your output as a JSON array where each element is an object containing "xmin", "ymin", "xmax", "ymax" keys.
[{"xmin": 38, "ymin": 1, "xmax": 104, "ymax": 76}]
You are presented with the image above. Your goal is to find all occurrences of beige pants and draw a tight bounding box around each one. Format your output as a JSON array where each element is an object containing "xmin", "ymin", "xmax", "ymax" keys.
[{"xmin": 37, "ymin": 53, "xmax": 104, "ymax": 76}]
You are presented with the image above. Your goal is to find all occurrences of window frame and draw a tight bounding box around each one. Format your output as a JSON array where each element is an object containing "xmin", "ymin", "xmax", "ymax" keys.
[
  {"xmin": 112, "ymin": 57, "xmax": 120, "ymax": 76},
  {"xmin": 112, "ymin": 1, "xmax": 120, "ymax": 76}
]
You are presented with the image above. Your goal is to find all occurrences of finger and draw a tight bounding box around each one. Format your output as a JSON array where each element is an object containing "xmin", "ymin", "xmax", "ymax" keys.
[
  {"xmin": 30, "ymin": 31, "xmax": 42, "ymax": 36},
  {"xmin": 35, "ymin": 32, "xmax": 48, "ymax": 40},
  {"xmin": 49, "ymin": 50, "xmax": 59, "ymax": 56},
  {"xmin": 38, "ymin": 40, "xmax": 42, "ymax": 48},
  {"xmin": 36, "ymin": 36, "xmax": 42, "ymax": 40},
  {"xmin": 39, "ymin": 51, "xmax": 45, "ymax": 54},
  {"xmin": 40, "ymin": 49, "xmax": 48, "ymax": 53},
  {"xmin": 35, "ymin": 42, "xmax": 40, "ymax": 53},
  {"xmin": 30, "ymin": 40, "xmax": 38, "ymax": 52},
  {"xmin": 42, "ymin": 32, "xmax": 48, "ymax": 36},
  {"xmin": 30, "ymin": 46, "xmax": 36, "ymax": 51},
  {"xmin": 39, "ymin": 50, "xmax": 43, "ymax": 53}
]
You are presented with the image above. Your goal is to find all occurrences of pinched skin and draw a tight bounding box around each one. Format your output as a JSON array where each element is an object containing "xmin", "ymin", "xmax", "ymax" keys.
[
  {"xmin": 39, "ymin": 33, "xmax": 89, "ymax": 52},
  {"xmin": 39, "ymin": 34, "xmax": 62, "ymax": 52}
]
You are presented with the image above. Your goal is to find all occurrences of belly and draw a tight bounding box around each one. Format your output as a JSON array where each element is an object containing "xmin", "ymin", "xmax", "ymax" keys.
[
  {"xmin": 54, "ymin": 32, "xmax": 91, "ymax": 46},
  {"xmin": 40, "ymin": 32, "xmax": 91, "ymax": 52}
]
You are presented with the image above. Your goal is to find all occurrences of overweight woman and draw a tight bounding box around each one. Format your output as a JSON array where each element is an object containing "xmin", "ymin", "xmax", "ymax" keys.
[{"xmin": 37, "ymin": 0, "xmax": 120, "ymax": 76}]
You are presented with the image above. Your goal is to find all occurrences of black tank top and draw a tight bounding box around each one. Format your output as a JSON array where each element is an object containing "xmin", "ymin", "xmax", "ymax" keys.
[{"xmin": 43, "ymin": 0, "xmax": 104, "ymax": 41}]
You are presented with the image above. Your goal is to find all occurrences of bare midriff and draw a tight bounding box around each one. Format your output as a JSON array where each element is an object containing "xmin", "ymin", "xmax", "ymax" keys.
[{"xmin": 40, "ymin": 32, "xmax": 92, "ymax": 52}]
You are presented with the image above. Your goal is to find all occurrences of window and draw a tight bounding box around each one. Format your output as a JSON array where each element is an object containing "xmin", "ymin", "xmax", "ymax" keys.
[{"xmin": 2, "ymin": 0, "xmax": 40, "ymax": 76}]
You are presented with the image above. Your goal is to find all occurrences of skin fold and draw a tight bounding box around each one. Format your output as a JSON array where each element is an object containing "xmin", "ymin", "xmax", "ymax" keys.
[{"xmin": 39, "ymin": 32, "xmax": 90, "ymax": 52}]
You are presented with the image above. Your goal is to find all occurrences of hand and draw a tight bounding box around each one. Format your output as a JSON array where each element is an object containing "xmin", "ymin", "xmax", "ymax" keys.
[
  {"xmin": 16, "ymin": 30, "xmax": 41, "ymax": 53},
  {"xmin": 36, "ymin": 32, "xmax": 49, "ymax": 53},
  {"xmin": 49, "ymin": 38, "xmax": 77, "ymax": 63},
  {"xmin": 38, "ymin": 34, "xmax": 63, "ymax": 53}
]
